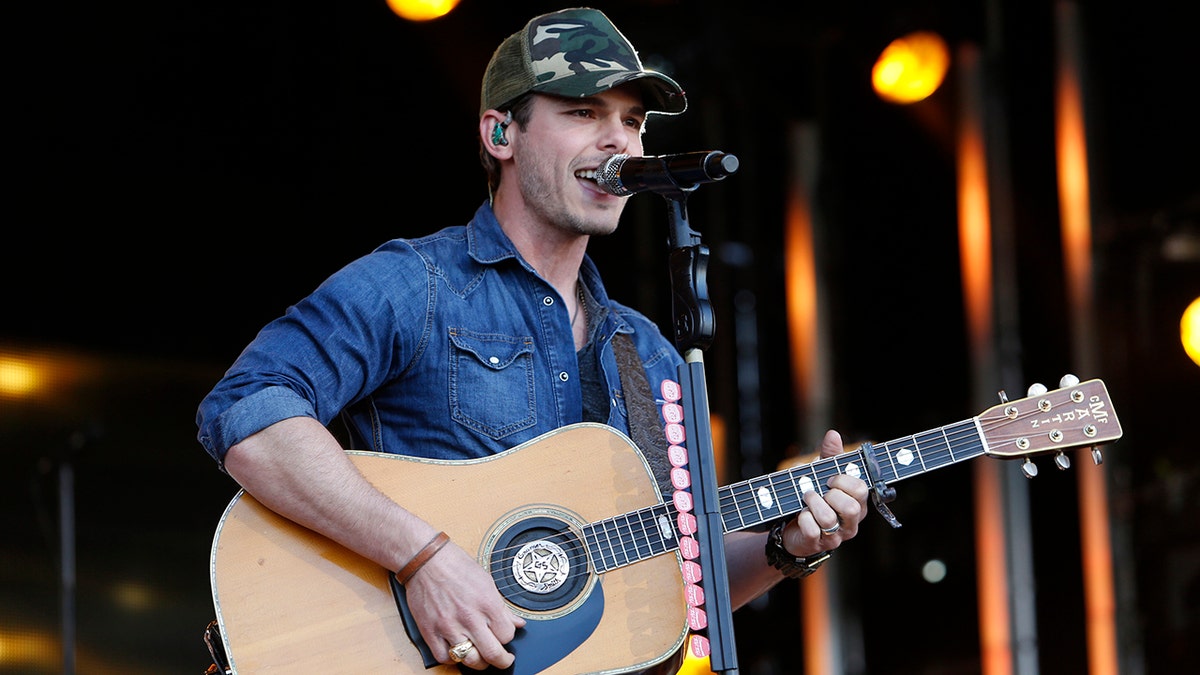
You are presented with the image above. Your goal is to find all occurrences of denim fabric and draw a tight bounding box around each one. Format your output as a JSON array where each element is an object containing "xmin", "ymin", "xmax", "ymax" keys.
[{"xmin": 196, "ymin": 201, "xmax": 683, "ymax": 470}]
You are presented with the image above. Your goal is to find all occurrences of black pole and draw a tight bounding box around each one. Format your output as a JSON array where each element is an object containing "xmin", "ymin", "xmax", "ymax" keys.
[{"xmin": 662, "ymin": 190, "xmax": 738, "ymax": 674}]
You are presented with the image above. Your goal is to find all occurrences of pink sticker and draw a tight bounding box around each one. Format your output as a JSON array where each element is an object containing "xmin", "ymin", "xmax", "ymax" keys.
[
  {"xmin": 690, "ymin": 635, "xmax": 711, "ymax": 657},
  {"xmin": 677, "ymin": 511, "xmax": 697, "ymax": 536},
  {"xmin": 679, "ymin": 536, "xmax": 698, "ymax": 559},
  {"xmin": 673, "ymin": 490, "xmax": 693, "ymax": 513},
  {"xmin": 661, "ymin": 379, "xmax": 681, "ymax": 402},
  {"xmin": 670, "ymin": 467, "xmax": 691, "ymax": 490},
  {"xmin": 668, "ymin": 444, "xmax": 688, "ymax": 467},
  {"xmin": 661, "ymin": 402, "xmax": 684, "ymax": 424},
  {"xmin": 685, "ymin": 583, "xmax": 706, "ymax": 607},
  {"xmin": 687, "ymin": 606, "xmax": 708, "ymax": 631},
  {"xmin": 665, "ymin": 423, "xmax": 686, "ymax": 445},
  {"xmin": 682, "ymin": 560, "xmax": 702, "ymax": 584}
]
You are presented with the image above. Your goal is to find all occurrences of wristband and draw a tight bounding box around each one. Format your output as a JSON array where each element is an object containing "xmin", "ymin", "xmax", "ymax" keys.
[
  {"xmin": 765, "ymin": 520, "xmax": 831, "ymax": 579},
  {"xmin": 395, "ymin": 531, "xmax": 450, "ymax": 585}
]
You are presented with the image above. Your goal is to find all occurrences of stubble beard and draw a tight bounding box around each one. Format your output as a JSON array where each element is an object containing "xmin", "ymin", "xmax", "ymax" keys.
[{"xmin": 519, "ymin": 158, "xmax": 623, "ymax": 238}]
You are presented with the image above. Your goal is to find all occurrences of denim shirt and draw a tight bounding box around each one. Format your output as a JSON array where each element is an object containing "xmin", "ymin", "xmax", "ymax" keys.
[{"xmin": 196, "ymin": 201, "xmax": 684, "ymax": 472}]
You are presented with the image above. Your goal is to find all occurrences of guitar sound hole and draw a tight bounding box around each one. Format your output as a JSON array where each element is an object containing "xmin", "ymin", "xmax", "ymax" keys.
[{"xmin": 489, "ymin": 516, "xmax": 589, "ymax": 613}]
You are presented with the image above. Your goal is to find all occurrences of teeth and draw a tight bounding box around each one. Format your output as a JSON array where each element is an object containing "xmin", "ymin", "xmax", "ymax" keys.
[{"xmin": 575, "ymin": 169, "xmax": 598, "ymax": 180}]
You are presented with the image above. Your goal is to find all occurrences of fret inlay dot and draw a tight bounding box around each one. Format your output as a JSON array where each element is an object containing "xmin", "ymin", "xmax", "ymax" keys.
[
  {"xmin": 756, "ymin": 487, "xmax": 774, "ymax": 509},
  {"xmin": 896, "ymin": 448, "xmax": 914, "ymax": 466}
]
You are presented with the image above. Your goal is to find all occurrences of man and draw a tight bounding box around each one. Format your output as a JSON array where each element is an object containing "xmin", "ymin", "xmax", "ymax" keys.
[{"xmin": 197, "ymin": 7, "xmax": 868, "ymax": 672}]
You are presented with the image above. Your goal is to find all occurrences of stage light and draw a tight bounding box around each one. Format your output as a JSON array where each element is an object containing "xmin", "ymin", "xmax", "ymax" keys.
[
  {"xmin": 1183, "ymin": 296, "xmax": 1200, "ymax": 367},
  {"xmin": 872, "ymin": 30, "xmax": 950, "ymax": 104},
  {"xmin": 386, "ymin": 0, "xmax": 460, "ymax": 22}
]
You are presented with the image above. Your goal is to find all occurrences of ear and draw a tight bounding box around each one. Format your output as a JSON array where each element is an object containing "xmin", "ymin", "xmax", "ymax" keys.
[{"xmin": 479, "ymin": 110, "xmax": 513, "ymax": 159}]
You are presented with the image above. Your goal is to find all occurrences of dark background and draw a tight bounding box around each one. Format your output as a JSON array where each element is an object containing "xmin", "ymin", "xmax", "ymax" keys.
[{"xmin": 4, "ymin": 1, "xmax": 1197, "ymax": 673}]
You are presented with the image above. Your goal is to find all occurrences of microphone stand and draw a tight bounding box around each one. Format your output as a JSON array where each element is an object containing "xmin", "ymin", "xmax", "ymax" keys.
[{"xmin": 659, "ymin": 187, "xmax": 738, "ymax": 674}]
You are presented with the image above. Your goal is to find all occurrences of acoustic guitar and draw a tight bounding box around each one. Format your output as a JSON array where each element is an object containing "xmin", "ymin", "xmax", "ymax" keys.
[{"xmin": 207, "ymin": 376, "xmax": 1121, "ymax": 674}]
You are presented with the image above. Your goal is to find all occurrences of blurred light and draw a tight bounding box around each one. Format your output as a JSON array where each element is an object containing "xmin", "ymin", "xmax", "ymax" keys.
[
  {"xmin": 922, "ymin": 558, "xmax": 948, "ymax": 583},
  {"xmin": 1183, "ymin": 297, "xmax": 1200, "ymax": 367},
  {"xmin": 0, "ymin": 354, "xmax": 41, "ymax": 397},
  {"xmin": 0, "ymin": 627, "xmax": 59, "ymax": 671},
  {"xmin": 112, "ymin": 581, "xmax": 156, "ymax": 612},
  {"xmin": 386, "ymin": 0, "xmax": 460, "ymax": 22},
  {"xmin": 872, "ymin": 31, "xmax": 950, "ymax": 104}
]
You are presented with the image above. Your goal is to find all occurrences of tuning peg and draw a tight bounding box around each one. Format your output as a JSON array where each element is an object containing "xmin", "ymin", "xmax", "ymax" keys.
[
  {"xmin": 1091, "ymin": 447, "xmax": 1104, "ymax": 465},
  {"xmin": 1027, "ymin": 382, "xmax": 1048, "ymax": 397},
  {"xmin": 997, "ymin": 390, "xmax": 1009, "ymax": 403},
  {"xmin": 1059, "ymin": 374, "xmax": 1080, "ymax": 387},
  {"xmin": 1021, "ymin": 458, "xmax": 1038, "ymax": 478},
  {"xmin": 1054, "ymin": 452, "xmax": 1071, "ymax": 470}
]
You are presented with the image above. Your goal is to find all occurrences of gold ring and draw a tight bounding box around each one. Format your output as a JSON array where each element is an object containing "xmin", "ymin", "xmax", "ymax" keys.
[{"xmin": 449, "ymin": 639, "xmax": 474, "ymax": 663}]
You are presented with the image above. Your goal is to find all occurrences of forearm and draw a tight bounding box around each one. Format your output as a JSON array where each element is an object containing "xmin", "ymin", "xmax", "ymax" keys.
[
  {"xmin": 223, "ymin": 415, "xmax": 436, "ymax": 573},
  {"xmin": 723, "ymin": 530, "xmax": 787, "ymax": 609}
]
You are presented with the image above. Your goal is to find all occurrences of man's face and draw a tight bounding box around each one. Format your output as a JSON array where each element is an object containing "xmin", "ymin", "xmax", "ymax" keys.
[{"xmin": 510, "ymin": 86, "xmax": 647, "ymax": 237}]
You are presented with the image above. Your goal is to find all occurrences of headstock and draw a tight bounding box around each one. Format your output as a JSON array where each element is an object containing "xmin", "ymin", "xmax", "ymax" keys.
[{"xmin": 978, "ymin": 375, "xmax": 1123, "ymax": 477}]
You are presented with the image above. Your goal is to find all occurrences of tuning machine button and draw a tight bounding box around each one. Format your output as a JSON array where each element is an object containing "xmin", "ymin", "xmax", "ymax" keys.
[
  {"xmin": 1054, "ymin": 452, "xmax": 1071, "ymax": 470},
  {"xmin": 1022, "ymin": 458, "xmax": 1039, "ymax": 479}
]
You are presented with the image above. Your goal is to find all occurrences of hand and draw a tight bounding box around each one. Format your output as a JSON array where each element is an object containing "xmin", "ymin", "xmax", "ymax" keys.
[
  {"xmin": 404, "ymin": 540, "xmax": 526, "ymax": 670},
  {"xmin": 781, "ymin": 429, "xmax": 869, "ymax": 557}
]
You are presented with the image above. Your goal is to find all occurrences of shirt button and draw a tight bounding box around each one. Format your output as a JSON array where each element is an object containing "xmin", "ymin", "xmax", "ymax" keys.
[
  {"xmin": 559, "ymin": 371, "xmax": 570, "ymax": 382},
  {"xmin": 543, "ymin": 296, "xmax": 554, "ymax": 306},
  {"xmin": 489, "ymin": 356, "xmax": 500, "ymax": 365}
]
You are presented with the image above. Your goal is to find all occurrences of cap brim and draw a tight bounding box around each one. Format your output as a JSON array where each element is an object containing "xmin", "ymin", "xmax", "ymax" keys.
[{"xmin": 532, "ymin": 69, "xmax": 687, "ymax": 115}]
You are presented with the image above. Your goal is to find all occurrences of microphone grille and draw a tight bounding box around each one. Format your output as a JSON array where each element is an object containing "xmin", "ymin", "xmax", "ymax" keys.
[{"xmin": 595, "ymin": 154, "xmax": 632, "ymax": 196}]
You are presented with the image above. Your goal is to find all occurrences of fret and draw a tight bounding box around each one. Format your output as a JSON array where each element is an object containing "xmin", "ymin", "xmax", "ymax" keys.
[
  {"xmin": 876, "ymin": 437, "xmax": 902, "ymax": 483},
  {"xmin": 770, "ymin": 471, "xmax": 804, "ymax": 516},
  {"xmin": 603, "ymin": 517, "xmax": 631, "ymax": 568},
  {"xmin": 582, "ymin": 524, "xmax": 606, "ymax": 573},
  {"xmin": 719, "ymin": 481, "xmax": 749, "ymax": 531},
  {"xmin": 593, "ymin": 519, "xmax": 619, "ymax": 572},
  {"xmin": 629, "ymin": 506, "xmax": 657, "ymax": 562},
  {"xmin": 744, "ymin": 475, "xmax": 783, "ymax": 525},
  {"xmin": 615, "ymin": 511, "xmax": 642, "ymax": 564}
]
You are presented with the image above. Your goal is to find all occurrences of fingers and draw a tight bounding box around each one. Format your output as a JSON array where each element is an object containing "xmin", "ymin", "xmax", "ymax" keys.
[
  {"xmin": 817, "ymin": 429, "xmax": 844, "ymax": 458},
  {"xmin": 447, "ymin": 631, "xmax": 515, "ymax": 671},
  {"xmin": 786, "ymin": 477, "xmax": 870, "ymax": 556},
  {"xmin": 408, "ymin": 543, "xmax": 524, "ymax": 669}
]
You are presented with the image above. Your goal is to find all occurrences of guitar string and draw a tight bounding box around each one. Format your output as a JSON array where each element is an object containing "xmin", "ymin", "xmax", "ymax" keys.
[
  {"xmin": 479, "ymin": 400, "xmax": 1092, "ymax": 597},
  {"xmin": 482, "ymin": 421, "xmax": 986, "ymax": 597}
]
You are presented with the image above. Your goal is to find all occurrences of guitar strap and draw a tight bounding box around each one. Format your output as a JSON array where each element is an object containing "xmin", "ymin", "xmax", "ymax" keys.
[{"xmin": 612, "ymin": 332, "xmax": 673, "ymax": 497}]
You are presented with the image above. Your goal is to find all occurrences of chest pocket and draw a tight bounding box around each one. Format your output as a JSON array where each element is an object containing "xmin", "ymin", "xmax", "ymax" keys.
[{"xmin": 448, "ymin": 329, "xmax": 536, "ymax": 439}]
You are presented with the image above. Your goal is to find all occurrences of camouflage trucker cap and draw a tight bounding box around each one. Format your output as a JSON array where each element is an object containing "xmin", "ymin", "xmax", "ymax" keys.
[{"xmin": 480, "ymin": 7, "xmax": 686, "ymax": 117}]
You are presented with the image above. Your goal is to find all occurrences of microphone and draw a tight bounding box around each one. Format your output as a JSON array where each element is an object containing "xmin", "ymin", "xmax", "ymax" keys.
[{"xmin": 594, "ymin": 151, "xmax": 739, "ymax": 196}]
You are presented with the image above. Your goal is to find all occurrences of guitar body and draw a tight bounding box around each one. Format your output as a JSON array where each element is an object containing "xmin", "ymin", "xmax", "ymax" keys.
[{"xmin": 210, "ymin": 423, "xmax": 689, "ymax": 674}]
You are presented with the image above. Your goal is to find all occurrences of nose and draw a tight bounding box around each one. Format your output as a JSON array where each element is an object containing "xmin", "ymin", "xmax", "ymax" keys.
[{"xmin": 596, "ymin": 114, "xmax": 634, "ymax": 154}]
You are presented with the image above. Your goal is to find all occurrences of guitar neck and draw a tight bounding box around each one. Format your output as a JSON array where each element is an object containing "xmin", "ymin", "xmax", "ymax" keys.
[{"xmin": 583, "ymin": 417, "xmax": 986, "ymax": 573}]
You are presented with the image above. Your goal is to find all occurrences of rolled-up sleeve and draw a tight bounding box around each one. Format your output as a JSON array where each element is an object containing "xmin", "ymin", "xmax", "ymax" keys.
[{"xmin": 197, "ymin": 385, "xmax": 317, "ymax": 470}]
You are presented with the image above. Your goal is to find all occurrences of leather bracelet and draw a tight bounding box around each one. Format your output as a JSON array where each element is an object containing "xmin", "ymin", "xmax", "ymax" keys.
[
  {"xmin": 395, "ymin": 531, "xmax": 450, "ymax": 585},
  {"xmin": 765, "ymin": 520, "xmax": 831, "ymax": 579}
]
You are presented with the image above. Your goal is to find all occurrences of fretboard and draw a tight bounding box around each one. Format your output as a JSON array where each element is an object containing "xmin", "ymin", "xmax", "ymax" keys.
[{"xmin": 582, "ymin": 417, "xmax": 987, "ymax": 574}]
